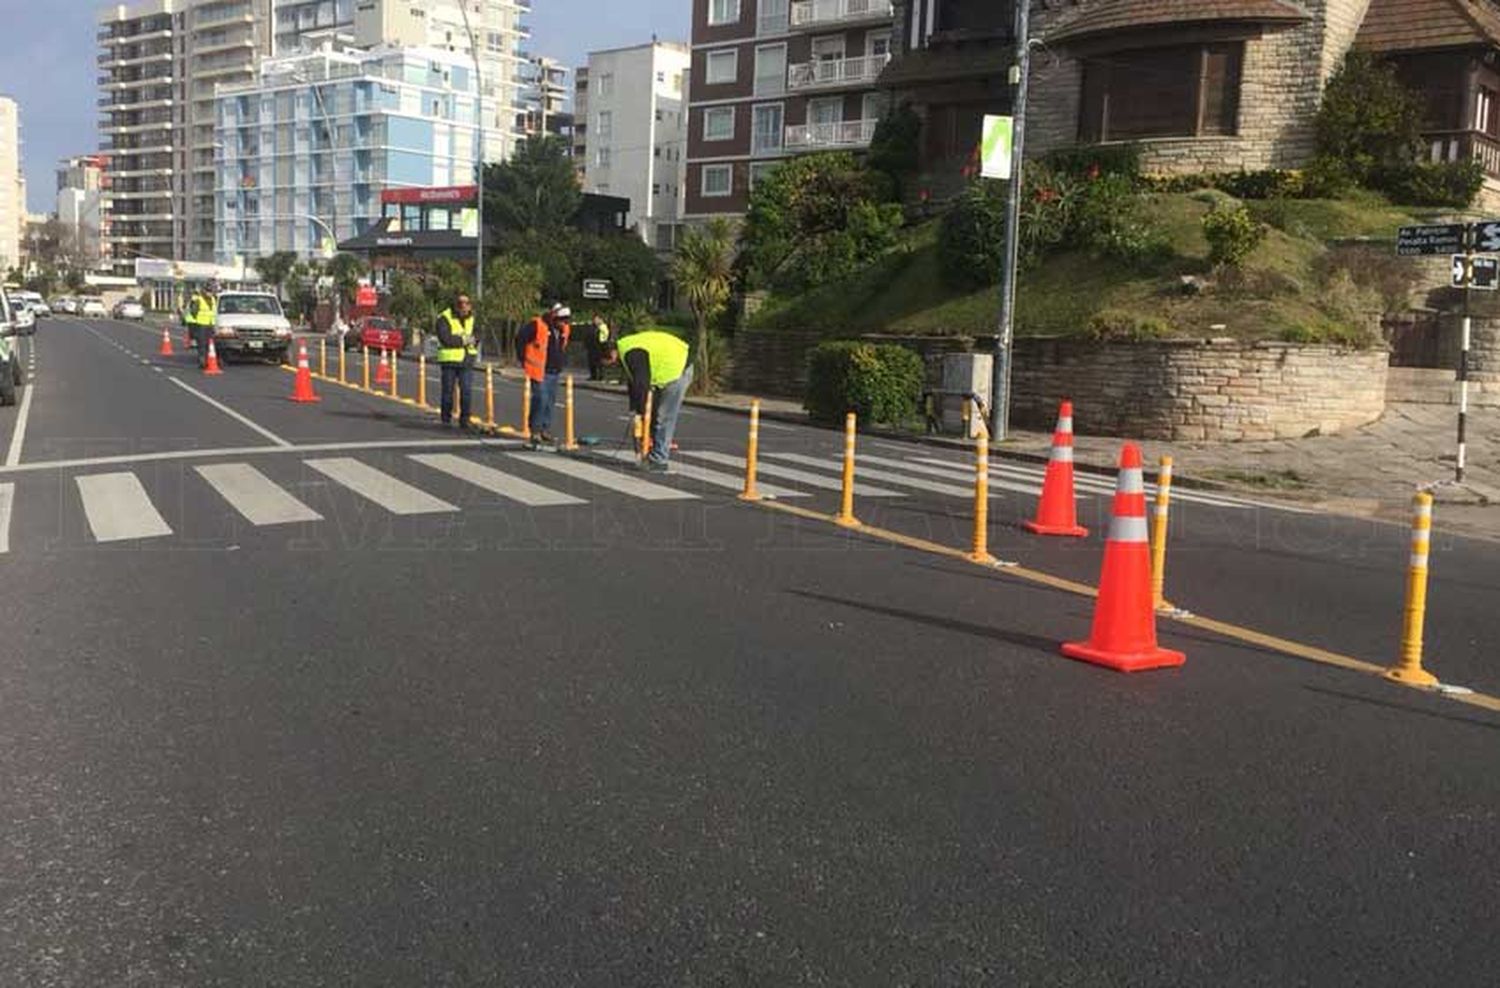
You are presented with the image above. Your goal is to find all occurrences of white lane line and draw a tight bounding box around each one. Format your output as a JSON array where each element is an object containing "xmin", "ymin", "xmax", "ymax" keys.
[
  {"xmin": 593, "ymin": 448, "xmax": 808, "ymax": 498},
  {"xmin": 675, "ymin": 448, "xmax": 906, "ymax": 496},
  {"xmin": 4, "ymin": 380, "xmax": 35, "ymax": 467},
  {"xmin": 0, "ymin": 437, "xmax": 522, "ymax": 478},
  {"xmin": 510, "ymin": 452, "xmax": 698, "ymax": 501},
  {"xmin": 167, "ymin": 377, "xmax": 292, "ymax": 448},
  {"xmin": 76, "ymin": 472, "xmax": 173, "ymax": 542},
  {"xmin": 765, "ymin": 452, "xmax": 1001, "ymax": 500},
  {"xmin": 853, "ymin": 453, "xmax": 1043, "ymax": 497},
  {"xmin": 0, "ymin": 483, "xmax": 13, "ymax": 553},
  {"xmin": 305, "ymin": 457, "xmax": 458, "ymax": 515},
  {"xmin": 195, "ymin": 463, "xmax": 323, "ymax": 525},
  {"xmin": 410, "ymin": 453, "xmax": 586, "ymax": 507}
]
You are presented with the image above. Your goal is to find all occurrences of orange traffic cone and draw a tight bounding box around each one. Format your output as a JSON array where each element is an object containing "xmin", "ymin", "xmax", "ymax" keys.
[
  {"xmin": 374, "ymin": 348, "xmax": 392, "ymax": 386},
  {"xmin": 1024, "ymin": 399, "xmax": 1088, "ymax": 537},
  {"xmin": 288, "ymin": 340, "xmax": 321, "ymax": 403},
  {"xmin": 1061, "ymin": 443, "xmax": 1185, "ymax": 673},
  {"xmin": 158, "ymin": 327, "xmax": 174, "ymax": 356},
  {"xmin": 202, "ymin": 338, "xmax": 224, "ymax": 376}
]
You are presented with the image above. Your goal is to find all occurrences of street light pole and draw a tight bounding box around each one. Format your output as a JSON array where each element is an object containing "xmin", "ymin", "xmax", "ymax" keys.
[
  {"xmin": 990, "ymin": 0, "xmax": 1032, "ymax": 441},
  {"xmin": 457, "ymin": 0, "xmax": 486, "ymax": 298}
]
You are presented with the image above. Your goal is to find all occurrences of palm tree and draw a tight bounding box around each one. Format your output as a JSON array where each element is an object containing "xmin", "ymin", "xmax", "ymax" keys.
[{"xmin": 672, "ymin": 218, "xmax": 736, "ymax": 394}]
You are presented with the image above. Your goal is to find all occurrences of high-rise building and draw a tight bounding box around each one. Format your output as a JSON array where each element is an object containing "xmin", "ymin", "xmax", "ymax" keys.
[
  {"xmin": 571, "ymin": 64, "xmax": 589, "ymax": 177},
  {"xmin": 683, "ymin": 0, "xmax": 896, "ymax": 218},
  {"xmin": 577, "ymin": 42, "xmax": 690, "ymax": 248},
  {"xmin": 0, "ymin": 96, "xmax": 24, "ymax": 273},
  {"xmin": 214, "ymin": 45, "xmax": 480, "ymax": 264},
  {"xmin": 57, "ymin": 155, "xmax": 108, "ymax": 265},
  {"xmin": 519, "ymin": 55, "xmax": 571, "ymax": 142}
]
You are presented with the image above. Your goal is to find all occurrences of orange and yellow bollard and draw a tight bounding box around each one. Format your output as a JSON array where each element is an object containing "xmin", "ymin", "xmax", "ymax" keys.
[
  {"xmin": 522, "ymin": 377, "xmax": 532, "ymax": 438},
  {"xmin": 641, "ymin": 390, "xmax": 654, "ymax": 461},
  {"xmin": 389, "ymin": 348, "xmax": 398, "ymax": 398},
  {"xmin": 362, "ymin": 345, "xmax": 370, "ymax": 391},
  {"xmin": 1387, "ymin": 491, "xmax": 1439, "ymax": 687},
  {"xmin": 967, "ymin": 415, "xmax": 995, "ymax": 563},
  {"xmin": 836, "ymin": 412, "xmax": 859, "ymax": 528},
  {"xmin": 739, "ymin": 399, "xmax": 762, "ymax": 502},
  {"xmin": 318, "ymin": 338, "xmax": 327, "ymax": 378},
  {"xmin": 563, "ymin": 375, "xmax": 579, "ymax": 451},
  {"xmin": 485, "ymin": 364, "xmax": 495, "ymax": 428},
  {"xmin": 417, "ymin": 354, "xmax": 427, "ymax": 409},
  {"xmin": 1150, "ymin": 455, "xmax": 1174, "ymax": 610},
  {"xmin": 338, "ymin": 339, "xmax": 346, "ymax": 384}
]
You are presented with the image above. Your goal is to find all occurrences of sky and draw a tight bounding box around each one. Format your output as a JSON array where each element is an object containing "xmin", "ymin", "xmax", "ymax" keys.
[{"xmin": 0, "ymin": 0, "xmax": 690, "ymax": 214}]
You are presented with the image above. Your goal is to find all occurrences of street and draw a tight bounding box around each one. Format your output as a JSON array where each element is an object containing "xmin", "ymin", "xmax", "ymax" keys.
[{"xmin": 1, "ymin": 317, "xmax": 1498, "ymax": 985}]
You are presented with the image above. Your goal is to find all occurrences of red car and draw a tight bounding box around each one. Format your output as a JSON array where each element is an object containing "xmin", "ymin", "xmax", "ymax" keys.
[{"xmin": 351, "ymin": 315, "xmax": 404, "ymax": 353}]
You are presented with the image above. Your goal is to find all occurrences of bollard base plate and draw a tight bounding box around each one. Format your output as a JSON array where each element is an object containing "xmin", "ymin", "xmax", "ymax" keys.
[
  {"xmin": 834, "ymin": 515, "xmax": 861, "ymax": 529},
  {"xmin": 1385, "ymin": 666, "xmax": 1439, "ymax": 688}
]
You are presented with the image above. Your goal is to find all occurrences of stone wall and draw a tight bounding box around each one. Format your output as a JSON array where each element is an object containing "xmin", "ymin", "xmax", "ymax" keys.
[
  {"xmin": 1009, "ymin": 337, "xmax": 1388, "ymax": 441},
  {"xmin": 1459, "ymin": 315, "xmax": 1500, "ymax": 406}
]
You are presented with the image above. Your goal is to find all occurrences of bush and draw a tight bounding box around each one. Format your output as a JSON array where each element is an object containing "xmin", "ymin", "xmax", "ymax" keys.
[
  {"xmin": 1043, "ymin": 143, "xmax": 1142, "ymax": 181},
  {"xmin": 1315, "ymin": 52, "xmax": 1423, "ymax": 186},
  {"xmin": 868, "ymin": 103, "xmax": 922, "ymax": 196},
  {"xmin": 1202, "ymin": 203, "xmax": 1267, "ymax": 269},
  {"xmin": 1084, "ymin": 310, "xmax": 1172, "ymax": 342},
  {"xmin": 939, "ymin": 180, "xmax": 1008, "ymax": 288},
  {"xmin": 1372, "ymin": 160, "xmax": 1485, "ymax": 208},
  {"xmin": 1214, "ymin": 169, "xmax": 1304, "ymax": 200},
  {"xmin": 804, "ymin": 341, "xmax": 925, "ymax": 425},
  {"xmin": 1314, "ymin": 244, "xmax": 1419, "ymax": 315}
]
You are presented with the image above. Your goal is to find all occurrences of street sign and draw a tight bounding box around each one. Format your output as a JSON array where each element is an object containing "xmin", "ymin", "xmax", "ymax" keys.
[
  {"xmin": 582, "ymin": 278, "xmax": 612, "ymax": 300},
  {"xmin": 1473, "ymin": 220, "xmax": 1500, "ymax": 253},
  {"xmin": 1452, "ymin": 254, "xmax": 1500, "ymax": 290},
  {"xmin": 980, "ymin": 115, "xmax": 1012, "ymax": 180},
  {"xmin": 1397, "ymin": 224, "xmax": 1466, "ymax": 256}
]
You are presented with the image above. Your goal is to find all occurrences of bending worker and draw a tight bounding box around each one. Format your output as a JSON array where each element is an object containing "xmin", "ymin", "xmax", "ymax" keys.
[
  {"xmin": 603, "ymin": 329, "xmax": 693, "ymax": 473},
  {"xmin": 185, "ymin": 280, "xmax": 218, "ymax": 365},
  {"xmin": 434, "ymin": 291, "xmax": 478, "ymax": 429}
]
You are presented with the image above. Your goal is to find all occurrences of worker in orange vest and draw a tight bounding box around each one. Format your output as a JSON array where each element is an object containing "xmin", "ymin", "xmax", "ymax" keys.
[{"xmin": 517, "ymin": 303, "xmax": 571, "ymax": 446}]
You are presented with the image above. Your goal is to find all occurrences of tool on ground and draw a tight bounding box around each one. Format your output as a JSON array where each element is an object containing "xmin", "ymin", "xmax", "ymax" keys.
[
  {"xmin": 202, "ymin": 338, "xmax": 224, "ymax": 376},
  {"xmin": 563, "ymin": 374, "xmax": 579, "ymax": 451},
  {"xmin": 158, "ymin": 327, "xmax": 174, "ymax": 356},
  {"xmin": 968, "ymin": 411, "xmax": 995, "ymax": 563},
  {"xmin": 740, "ymin": 399, "xmax": 762, "ymax": 502},
  {"xmin": 1025, "ymin": 399, "xmax": 1089, "ymax": 537},
  {"xmin": 289, "ymin": 340, "xmax": 321, "ymax": 403},
  {"xmin": 1061, "ymin": 443, "xmax": 1185, "ymax": 673},
  {"xmin": 1387, "ymin": 491, "xmax": 1439, "ymax": 687},
  {"xmin": 836, "ymin": 411, "xmax": 860, "ymax": 528},
  {"xmin": 374, "ymin": 348, "xmax": 392, "ymax": 388}
]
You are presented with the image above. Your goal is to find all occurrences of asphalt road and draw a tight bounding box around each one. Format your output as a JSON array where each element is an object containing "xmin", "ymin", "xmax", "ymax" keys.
[{"xmin": 0, "ymin": 317, "xmax": 1496, "ymax": 986}]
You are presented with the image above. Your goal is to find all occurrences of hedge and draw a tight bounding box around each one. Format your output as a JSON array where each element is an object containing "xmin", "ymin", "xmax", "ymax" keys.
[{"xmin": 805, "ymin": 341, "xmax": 925, "ymax": 426}]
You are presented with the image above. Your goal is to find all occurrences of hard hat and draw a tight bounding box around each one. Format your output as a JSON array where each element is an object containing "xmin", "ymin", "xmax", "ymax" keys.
[{"xmin": 556, "ymin": 306, "xmax": 571, "ymax": 319}]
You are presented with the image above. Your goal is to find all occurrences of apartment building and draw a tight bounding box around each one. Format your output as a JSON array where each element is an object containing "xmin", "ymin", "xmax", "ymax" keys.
[
  {"xmin": 57, "ymin": 155, "xmax": 109, "ymax": 264},
  {"xmin": 683, "ymin": 0, "xmax": 896, "ymax": 218},
  {"xmin": 213, "ymin": 45, "xmax": 480, "ymax": 264},
  {"xmin": 0, "ymin": 96, "xmax": 22, "ymax": 273},
  {"xmin": 519, "ymin": 55, "xmax": 572, "ymax": 141},
  {"xmin": 577, "ymin": 41, "xmax": 690, "ymax": 245}
]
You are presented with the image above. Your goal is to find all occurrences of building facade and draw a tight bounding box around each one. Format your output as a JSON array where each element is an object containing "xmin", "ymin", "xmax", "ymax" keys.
[
  {"xmin": 684, "ymin": 0, "xmax": 897, "ymax": 218},
  {"xmin": 519, "ymin": 55, "xmax": 572, "ymax": 142},
  {"xmin": 57, "ymin": 155, "xmax": 109, "ymax": 265},
  {"xmin": 213, "ymin": 45, "xmax": 480, "ymax": 264},
  {"xmin": 578, "ymin": 41, "xmax": 691, "ymax": 245},
  {"xmin": 0, "ymin": 96, "xmax": 22, "ymax": 274}
]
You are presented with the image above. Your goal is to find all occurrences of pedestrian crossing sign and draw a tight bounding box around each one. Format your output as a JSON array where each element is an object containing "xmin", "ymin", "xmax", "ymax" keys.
[{"xmin": 981, "ymin": 115, "xmax": 1012, "ymax": 180}]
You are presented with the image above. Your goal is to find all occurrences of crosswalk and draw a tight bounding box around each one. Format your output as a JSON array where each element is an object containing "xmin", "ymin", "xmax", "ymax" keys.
[{"xmin": 0, "ymin": 439, "xmax": 1292, "ymax": 552}]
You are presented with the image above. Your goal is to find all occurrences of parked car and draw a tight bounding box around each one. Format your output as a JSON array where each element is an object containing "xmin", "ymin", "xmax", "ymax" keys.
[
  {"xmin": 211, "ymin": 291, "xmax": 293, "ymax": 363},
  {"xmin": 2, "ymin": 290, "xmax": 35, "ymax": 335},
  {"xmin": 353, "ymin": 315, "xmax": 405, "ymax": 354},
  {"xmin": 112, "ymin": 299, "xmax": 146, "ymax": 320},
  {"xmin": 0, "ymin": 290, "xmax": 23, "ymax": 407},
  {"xmin": 17, "ymin": 291, "xmax": 48, "ymax": 318},
  {"xmin": 53, "ymin": 296, "xmax": 77, "ymax": 315},
  {"xmin": 80, "ymin": 298, "xmax": 107, "ymax": 318}
]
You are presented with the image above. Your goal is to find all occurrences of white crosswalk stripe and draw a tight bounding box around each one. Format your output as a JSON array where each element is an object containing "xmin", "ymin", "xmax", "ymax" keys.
[
  {"xmin": 510, "ymin": 452, "xmax": 698, "ymax": 500},
  {"xmin": 675, "ymin": 449, "xmax": 906, "ymax": 496},
  {"xmin": 76, "ymin": 472, "xmax": 174, "ymax": 542},
  {"xmin": 853, "ymin": 453, "xmax": 1042, "ymax": 497},
  {"xmin": 0, "ymin": 483, "xmax": 13, "ymax": 553},
  {"xmin": 908, "ymin": 455, "xmax": 1267, "ymax": 511},
  {"xmin": 593, "ymin": 448, "xmax": 808, "ymax": 498},
  {"xmin": 195, "ymin": 463, "xmax": 323, "ymax": 525},
  {"xmin": 305, "ymin": 457, "xmax": 459, "ymax": 515},
  {"xmin": 764, "ymin": 452, "xmax": 998, "ymax": 499},
  {"xmin": 411, "ymin": 453, "xmax": 587, "ymax": 507}
]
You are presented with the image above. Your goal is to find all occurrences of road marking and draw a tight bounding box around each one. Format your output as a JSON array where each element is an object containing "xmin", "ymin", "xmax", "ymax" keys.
[
  {"xmin": 0, "ymin": 482, "xmax": 12, "ymax": 553},
  {"xmin": 410, "ymin": 453, "xmax": 586, "ymax": 507},
  {"xmin": 195, "ymin": 463, "xmax": 323, "ymax": 525},
  {"xmin": 305, "ymin": 457, "xmax": 458, "ymax": 515},
  {"xmin": 676, "ymin": 449, "xmax": 906, "ymax": 496},
  {"xmin": 855, "ymin": 453, "xmax": 1042, "ymax": 497},
  {"xmin": 510, "ymin": 452, "xmax": 698, "ymax": 500},
  {"xmin": 766, "ymin": 452, "xmax": 983, "ymax": 499},
  {"xmin": 167, "ymin": 377, "xmax": 292, "ymax": 448},
  {"xmin": 76, "ymin": 472, "xmax": 174, "ymax": 542},
  {"xmin": 4, "ymin": 381, "xmax": 34, "ymax": 467},
  {"xmin": 911, "ymin": 455, "xmax": 1268, "ymax": 511},
  {"xmin": 593, "ymin": 448, "xmax": 808, "ymax": 498}
]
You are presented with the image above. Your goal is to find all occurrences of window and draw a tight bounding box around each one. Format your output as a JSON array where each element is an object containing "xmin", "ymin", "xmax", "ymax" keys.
[
  {"xmin": 1080, "ymin": 43, "xmax": 1243, "ymax": 141},
  {"xmin": 657, "ymin": 71, "xmax": 666, "ymax": 83},
  {"xmin": 1477, "ymin": 86, "xmax": 1498, "ymax": 137},
  {"xmin": 812, "ymin": 35, "xmax": 845, "ymax": 62},
  {"xmin": 749, "ymin": 161, "xmax": 778, "ymax": 190},
  {"xmin": 867, "ymin": 30, "xmax": 892, "ymax": 59},
  {"xmin": 596, "ymin": 72, "xmax": 613, "ymax": 97},
  {"xmin": 708, "ymin": 0, "xmax": 740, "ymax": 26},
  {"xmin": 704, "ymin": 106, "xmax": 735, "ymax": 141},
  {"xmin": 752, "ymin": 103, "xmax": 783, "ymax": 154},
  {"xmin": 596, "ymin": 146, "xmax": 611, "ymax": 167},
  {"xmin": 597, "ymin": 110, "xmax": 612, "ymax": 139},
  {"xmin": 702, "ymin": 163, "xmax": 733, "ymax": 197},
  {"xmin": 809, "ymin": 97, "xmax": 843, "ymax": 127},
  {"xmin": 754, "ymin": 44, "xmax": 787, "ymax": 96},
  {"xmin": 706, "ymin": 49, "xmax": 738, "ymax": 85}
]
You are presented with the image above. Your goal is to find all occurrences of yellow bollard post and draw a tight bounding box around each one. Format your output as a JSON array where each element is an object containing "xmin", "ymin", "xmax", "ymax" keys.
[
  {"xmin": 338, "ymin": 338, "xmax": 346, "ymax": 384},
  {"xmin": 1150, "ymin": 455, "xmax": 1175, "ymax": 610},
  {"xmin": 836, "ymin": 412, "xmax": 860, "ymax": 528},
  {"xmin": 739, "ymin": 399, "xmax": 762, "ymax": 502},
  {"xmin": 389, "ymin": 348, "xmax": 398, "ymax": 398},
  {"xmin": 563, "ymin": 375, "xmax": 579, "ymax": 451},
  {"xmin": 485, "ymin": 364, "xmax": 495, "ymax": 428},
  {"xmin": 967, "ymin": 415, "xmax": 995, "ymax": 563},
  {"xmin": 318, "ymin": 338, "xmax": 327, "ymax": 379},
  {"xmin": 418, "ymin": 354, "xmax": 427, "ymax": 409},
  {"xmin": 1387, "ymin": 491, "xmax": 1440, "ymax": 687},
  {"xmin": 362, "ymin": 345, "xmax": 370, "ymax": 391},
  {"xmin": 641, "ymin": 390, "xmax": 654, "ymax": 461},
  {"xmin": 522, "ymin": 377, "xmax": 532, "ymax": 438}
]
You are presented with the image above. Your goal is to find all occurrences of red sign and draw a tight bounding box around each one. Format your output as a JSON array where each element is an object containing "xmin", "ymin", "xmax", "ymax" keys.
[
  {"xmin": 379, "ymin": 185, "xmax": 478, "ymax": 205},
  {"xmin": 355, "ymin": 284, "xmax": 377, "ymax": 308}
]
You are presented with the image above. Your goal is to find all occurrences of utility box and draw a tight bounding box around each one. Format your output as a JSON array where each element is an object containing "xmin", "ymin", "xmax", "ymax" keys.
[{"xmin": 938, "ymin": 352, "xmax": 993, "ymax": 438}]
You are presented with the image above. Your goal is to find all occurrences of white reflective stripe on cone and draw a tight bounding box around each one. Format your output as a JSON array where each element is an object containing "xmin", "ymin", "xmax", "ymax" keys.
[
  {"xmin": 1117, "ymin": 468, "xmax": 1144, "ymax": 494},
  {"xmin": 1049, "ymin": 445, "xmax": 1075, "ymax": 462},
  {"xmin": 1109, "ymin": 514, "xmax": 1150, "ymax": 543},
  {"xmin": 1057, "ymin": 417, "xmax": 1073, "ymax": 432}
]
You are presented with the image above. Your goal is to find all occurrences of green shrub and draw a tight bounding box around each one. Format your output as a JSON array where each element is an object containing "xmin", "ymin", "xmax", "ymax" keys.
[
  {"xmin": 1299, "ymin": 156, "xmax": 1355, "ymax": 198},
  {"xmin": 868, "ymin": 103, "xmax": 923, "ymax": 196},
  {"xmin": 1214, "ymin": 169, "xmax": 1304, "ymax": 200},
  {"xmin": 939, "ymin": 180, "xmax": 1007, "ymax": 288},
  {"xmin": 1043, "ymin": 143, "xmax": 1142, "ymax": 181},
  {"xmin": 1372, "ymin": 160, "xmax": 1485, "ymax": 208},
  {"xmin": 1315, "ymin": 52, "xmax": 1423, "ymax": 186},
  {"xmin": 1084, "ymin": 310, "xmax": 1172, "ymax": 342},
  {"xmin": 805, "ymin": 341, "xmax": 925, "ymax": 425},
  {"xmin": 1202, "ymin": 203, "xmax": 1267, "ymax": 269}
]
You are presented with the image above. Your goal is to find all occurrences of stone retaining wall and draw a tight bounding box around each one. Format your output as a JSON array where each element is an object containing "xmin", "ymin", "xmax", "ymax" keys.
[{"xmin": 1464, "ymin": 316, "xmax": 1500, "ymax": 406}]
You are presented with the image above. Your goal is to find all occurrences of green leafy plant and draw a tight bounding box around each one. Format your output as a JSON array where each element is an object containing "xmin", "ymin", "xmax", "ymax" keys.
[
  {"xmin": 1084, "ymin": 310, "xmax": 1171, "ymax": 342},
  {"xmin": 672, "ymin": 218, "xmax": 737, "ymax": 395},
  {"xmin": 1202, "ymin": 203, "xmax": 1266, "ymax": 270},
  {"xmin": 477, "ymin": 253, "xmax": 544, "ymax": 355},
  {"xmin": 482, "ymin": 134, "xmax": 582, "ymax": 234},
  {"xmin": 1315, "ymin": 52, "xmax": 1423, "ymax": 188},
  {"xmin": 1372, "ymin": 160, "xmax": 1485, "ymax": 208},
  {"xmin": 867, "ymin": 103, "xmax": 922, "ymax": 197},
  {"xmin": 1043, "ymin": 143, "xmax": 1142, "ymax": 182},
  {"xmin": 804, "ymin": 341, "xmax": 924, "ymax": 425}
]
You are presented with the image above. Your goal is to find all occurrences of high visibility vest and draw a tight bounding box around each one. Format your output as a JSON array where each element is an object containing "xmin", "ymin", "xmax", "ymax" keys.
[
  {"xmin": 436, "ymin": 308, "xmax": 476, "ymax": 364},
  {"xmin": 618, "ymin": 330, "xmax": 689, "ymax": 387},
  {"xmin": 596, "ymin": 322, "xmax": 611, "ymax": 344},
  {"xmin": 186, "ymin": 293, "xmax": 216, "ymax": 327},
  {"xmin": 522, "ymin": 316, "xmax": 570, "ymax": 381}
]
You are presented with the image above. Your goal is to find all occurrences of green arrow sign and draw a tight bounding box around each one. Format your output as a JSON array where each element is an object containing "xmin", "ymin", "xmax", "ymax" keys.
[{"xmin": 981, "ymin": 115, "xmax": 1012, "ymax": 180}]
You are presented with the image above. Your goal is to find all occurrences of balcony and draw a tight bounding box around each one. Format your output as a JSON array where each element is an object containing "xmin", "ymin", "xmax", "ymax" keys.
[
  {"xmin": 787, "ymin": 54, "xmax": 890, "ymax": 91},
  {"xmin": 784, "ymin": 118, "xmax": 878, "ymax": 150},
  {"xmin": 790, "ymin": 0, "xmax": 894, "ymax": 30},
  {"xmin": 1427, "ymin": 128, "xmax": 1500, "ymax": 177}
]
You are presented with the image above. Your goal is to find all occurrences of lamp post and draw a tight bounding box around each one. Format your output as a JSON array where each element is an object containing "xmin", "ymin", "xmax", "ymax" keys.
[{"xmin": 456, "ymin": 0, "xmax": 486, "ymax": 298}]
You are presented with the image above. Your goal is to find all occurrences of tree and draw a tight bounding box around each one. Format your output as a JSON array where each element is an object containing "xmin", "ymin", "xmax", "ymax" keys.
[
  {"xmin": 387, "ymin": 272, "xmax": 434, "ymax": 335},
  {"xmin": 483, "ymin": 134, "xmax": 582, "ymax": 235},
  {"xmin": 575, "ymin": 233, "xmax": 662, "ymax": 309},
  {"xmin": 253, "ymin": 251, "xmax": 298, "ymax": 300},
  {"xmin": 477, "ymin": 254, "xmax": 545, "ymax": 356},
  {"xmin": 672, "ymin": 218, "xmax": 736, "ymax": 395},
  {"xmin": 324, "ymin": 253, "xmax": 367, "ymax": 307},
  {"xmin": 867, "ymin": 103, "xmax": 923, "ymax": 198},
  {"xmin": 1313, "ymin": 52, "xmax": 1423, "ymax": 188}
]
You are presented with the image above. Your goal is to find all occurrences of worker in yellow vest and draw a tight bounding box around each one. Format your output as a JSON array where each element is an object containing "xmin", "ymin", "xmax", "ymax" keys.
[
  {"xmin": 603, "ymin": 329, "xmax": 692, "ymax": 473},
  {"xmin": 433, "ymin": 291, "xmax": 478, "ymax": 428},
  {"xmin": 185, "ymin": 280, "xmax": 219, "ymax": 366}
]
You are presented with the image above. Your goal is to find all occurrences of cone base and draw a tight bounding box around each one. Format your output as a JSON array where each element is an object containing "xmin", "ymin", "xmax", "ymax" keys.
[
  {"xmin": 1061, "ymin": 640, "xmax": 1185, "ymax": 673},
  {"xmin": 1024, "ymin": 520, "xmax": 1088, "ymax": 538},
  {"xmin": 1384, "ymin": 666, "xmax": 1438, "ymax": 687},
  {"xmin": 203, "ymin": 367, "xmax": 223, "ymax": 376},
  {"xmin": 289, "ymin": 394, "xmax": 321, "ymax": 403}
]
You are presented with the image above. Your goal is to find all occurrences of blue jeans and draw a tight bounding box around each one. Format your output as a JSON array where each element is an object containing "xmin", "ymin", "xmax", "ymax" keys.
[
  {"xmin": 648, "ymin": 364, "xmax": 693, "ymax": 465},
  {"xmin": 529, "ymin": 372, "xmax": 560, "ymax": 436},
  {"xmin": 440, "ymin": 362, "xmax": 471, "ymax": 424}
]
